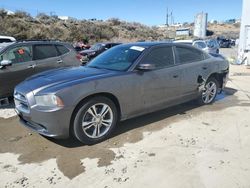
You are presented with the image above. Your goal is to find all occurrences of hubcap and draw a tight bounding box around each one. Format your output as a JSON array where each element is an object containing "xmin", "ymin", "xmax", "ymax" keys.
[
  {"xmin": 202, "ymin": 81, "xmax": 217, "ymax": 104},
  {"xmin": 82, "ymin": 103, "xmax": 113, "ymax": 139}
]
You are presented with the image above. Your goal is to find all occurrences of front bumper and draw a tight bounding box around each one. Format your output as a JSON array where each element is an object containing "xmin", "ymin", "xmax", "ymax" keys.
[
  {"xmin": 15, "ymin": 107, "xmax": 72, "ymax": 139},
  {"xmin": 14, "ymin": 86, "xmax": 73, "ymax": 139}
]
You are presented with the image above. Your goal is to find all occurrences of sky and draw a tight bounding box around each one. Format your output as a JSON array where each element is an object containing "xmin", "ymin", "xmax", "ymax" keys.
[{"xmin": 0, "ymin": 0, "xmax": 243, "ymax": 26}]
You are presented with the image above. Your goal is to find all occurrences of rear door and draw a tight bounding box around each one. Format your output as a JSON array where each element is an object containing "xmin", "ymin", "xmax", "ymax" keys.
[
  {"xmin": 33, "ymin": 44, "xmax": 62, "ymax": 74},
  {"xmin": 0, "ymin": 45, "xmax": 34, "ymax": 96},
  {"xmin": 55, "ymin": 44, "xmax": 80, "ymax": 66},
  {"xmin": 175, "ymin": 46, "xmax": 210, "ymax": 98}
]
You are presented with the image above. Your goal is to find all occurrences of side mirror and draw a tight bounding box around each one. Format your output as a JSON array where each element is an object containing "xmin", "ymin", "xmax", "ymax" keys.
[
  {"xmin": 137, "ymin": 63, "xmax": 156, "ymax": 71},
  {"xmin": 0, "ymin": 60, "xmax": 12, "ymax": 68}
]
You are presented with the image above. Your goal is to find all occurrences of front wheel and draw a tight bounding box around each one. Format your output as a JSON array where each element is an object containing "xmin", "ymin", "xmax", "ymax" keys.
[
  {"xmin": 198, "ymin": 77, "xmax": 218, "ymax": 105},
  {"xmin": 72, "ymin": 96, "xmax": 118, "ymax": 145}
]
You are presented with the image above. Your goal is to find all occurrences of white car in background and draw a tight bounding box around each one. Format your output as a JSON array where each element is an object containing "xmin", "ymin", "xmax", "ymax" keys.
[
  {"xmin": 0, "ymin": 35, "xmax": 16, "ymax": 43},
  {"xmin": 0, "ymin": 36, "xmax": 16, "ymax": 50},
  {"xmin": 174, "ymin": 39, "xmax": 220, "ymax": 54}
]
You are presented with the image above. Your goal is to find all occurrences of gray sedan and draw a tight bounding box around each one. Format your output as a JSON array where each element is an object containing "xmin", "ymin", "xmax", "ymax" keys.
[{"xmin": 14, "ymin": 42, "xmax": 229, "ymax": 144}]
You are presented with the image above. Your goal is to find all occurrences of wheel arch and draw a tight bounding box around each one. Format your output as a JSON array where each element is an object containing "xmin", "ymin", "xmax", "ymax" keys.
[
  {"xmin": 69, "ymin": 92, "xmax": 121, "ymax": 136},
  {"xmin": 207, "ymin": 72, "xmax": 225, "ymax": 89}
]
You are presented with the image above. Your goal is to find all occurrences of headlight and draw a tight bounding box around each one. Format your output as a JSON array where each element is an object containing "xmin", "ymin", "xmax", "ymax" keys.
[{"xmin": 35, "ymin": 94, "xmax": 64, "ymax": 107}]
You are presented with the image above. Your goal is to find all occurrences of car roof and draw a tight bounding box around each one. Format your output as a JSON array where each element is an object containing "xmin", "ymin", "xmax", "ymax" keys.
[
  {"xmin": 95, "ymin": 42, "xmax": 122, "ymax": 45},
  {"xmin": 174, "ymin": 40, "xmax": 193, "ymax": 43},
  {"xmin": 119, "ymin": 42, "xmax": 171, "ymax": 48},
  {"xmin": 193, "ymin": 40, "xmax": 206, "ymax": 43},
  {"xmin": 118, "ymin": 42, "xmax": 201, "ymax": 50},
  {"xmin": 14, "ymin": 40, "xmax": 68, "ymax": 45},
  {"xmin": 0, "ymin": 40, "xmax": 72, "ymax": 53},
  {"xmin": 0, "ymin": 35, "xmax": 16, "ymax": 41}
]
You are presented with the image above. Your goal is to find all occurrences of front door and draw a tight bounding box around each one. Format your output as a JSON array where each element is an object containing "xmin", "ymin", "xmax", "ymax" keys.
[
  {"xmin": 0, "ymin": 45, "xmax": 34, "ymax": 97},
  {"xmin": 136, "ymin": 46, "xmax": 182, "ymax": 111}
]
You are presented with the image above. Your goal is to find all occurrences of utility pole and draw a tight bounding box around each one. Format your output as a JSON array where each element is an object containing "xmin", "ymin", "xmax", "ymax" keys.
[
  {"xmin": 170, "ymin": 11, "xmax": 173, "ymax": 25},
  {"xmin": 166, "ymin": 7, "xmax": 169, "ymax": 26},
  {"xmin": 166, "ymin": 8, "xmax": 174, "ymax": 26}
]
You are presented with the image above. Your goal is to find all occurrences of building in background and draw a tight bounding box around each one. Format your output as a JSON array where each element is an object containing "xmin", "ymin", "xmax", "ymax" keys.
[
  {"xmin": 238, "ymin": 0, "xmax": 250, "ymax": 65},
  {"xmin": 58, "ymin": 16, "xmax": 76, "ymax": 21},
  {"xmin": 176, "ymin": 28, "xmax": 191, "ymax": 37},
  {"xmin": 194, "ymin": 12, "xmax": 208, "ymax": 38}
]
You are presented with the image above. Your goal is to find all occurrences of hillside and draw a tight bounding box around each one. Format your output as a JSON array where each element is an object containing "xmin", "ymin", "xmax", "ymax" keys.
[
  {"xmin": 0, "ymin": 10, "xmax": 166, "ymax": 43},
  {"xmin": 0, "ymin": 9, "xmax": 240, "ymax": 44}
]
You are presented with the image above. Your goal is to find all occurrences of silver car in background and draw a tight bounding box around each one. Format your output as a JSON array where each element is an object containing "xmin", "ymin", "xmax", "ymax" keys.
[
  {"xmin": 193, "ymin": 39, "xmax": 220, "ymax": 54},
  {"xmin": 175, "ymin": 39, "xmax": 220, "ymax": 54}
]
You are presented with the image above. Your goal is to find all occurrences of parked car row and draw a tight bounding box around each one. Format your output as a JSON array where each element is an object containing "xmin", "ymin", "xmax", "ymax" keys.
[
  {"xmin": 0, "ymin": 36, "xmax": 229, "ymax": 144},
  {"xmin": 217, "ymin": 37, "xmax": 237, "ymax": 48},
  {"xmin": 217, "ymin": 38, "xmax": 232, "ymax": 48}
]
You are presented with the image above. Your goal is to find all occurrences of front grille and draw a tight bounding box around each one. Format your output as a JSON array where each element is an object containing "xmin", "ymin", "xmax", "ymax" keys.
[{"xmin": 14, "ymin": 91, "xmax": 30, "ymax": 113}]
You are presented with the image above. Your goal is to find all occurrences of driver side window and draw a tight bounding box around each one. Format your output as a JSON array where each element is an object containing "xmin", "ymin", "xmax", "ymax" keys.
[
  {"xmin": 1, "ymin": 46, "xmax": 32, "ymax": 64},
  {"xmin": 142, "ymin": 47, "xmax": 174, "ymax": 68}
]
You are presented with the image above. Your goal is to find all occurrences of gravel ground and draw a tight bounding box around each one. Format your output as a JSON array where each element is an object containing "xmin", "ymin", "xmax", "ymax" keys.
[{"xmin": 0, "ymin": 99, "xmax": 16, "ymax": 119}]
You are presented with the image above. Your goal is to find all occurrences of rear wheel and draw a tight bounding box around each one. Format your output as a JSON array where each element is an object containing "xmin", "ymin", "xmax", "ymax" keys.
[
  {"xmin": 72, "ymin": 96, "xmax": 118, "ymax": 145},
  {"xmin": 198, "ymin": 77, "xmax": 218, "ymax": 105}
]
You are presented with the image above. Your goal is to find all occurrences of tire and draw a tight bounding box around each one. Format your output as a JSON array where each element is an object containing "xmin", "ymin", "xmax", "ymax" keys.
[
  {"xmin": 197, "ymin": 77, "xmax": 219, "ymax": 105},
  {"xmin": 72, "ymin": 96, "xmax": 118, "ymax": 145}
]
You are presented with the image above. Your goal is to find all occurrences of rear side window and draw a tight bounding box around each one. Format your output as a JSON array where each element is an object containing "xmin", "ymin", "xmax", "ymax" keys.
[
  {"xmin": 0, "ymin": 46, "xmax": 32, "ymax": 64},
  {"xmin": 33, "ymin": 45, "xmax": 58, "ymax": 60},
  {"xmin": 143, "ymin": 47, "xmax": 174, "ymax": 68},
  {"xmin": 176, "ymin": 47, "xmax": 204, "ymax": 64},
  {"xmin": 56, "ymin": 45, "xmax": 69, "ymax": 55}
]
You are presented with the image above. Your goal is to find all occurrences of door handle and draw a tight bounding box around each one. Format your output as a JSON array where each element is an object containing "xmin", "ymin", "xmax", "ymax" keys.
[
  {"xmin": 173, "ymin": 75, "xmax": 179, "ymax": 78},
  {"xmin": 202, "ymin": 67, "xmax": 208, "ymax": 70},
  {"xmin": 27, "ymin": 64, "xmax": 36, "ymax": 69},
  {"xmin": 57, "ymin": 60, "xmax": 63, "ymax": 64}
]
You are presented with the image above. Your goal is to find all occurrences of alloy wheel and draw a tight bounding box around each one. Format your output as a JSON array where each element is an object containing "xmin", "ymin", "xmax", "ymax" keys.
[
  {"xmin": 81, "ymin": 103, "xmax": 113, "ymax": 138},
  {"xmin": 202, "ymin": 81, "xmax": 217, "ymax": 104}
]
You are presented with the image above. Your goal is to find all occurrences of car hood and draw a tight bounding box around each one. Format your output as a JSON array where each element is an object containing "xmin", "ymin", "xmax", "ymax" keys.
[{"xmin": 22, "ymin": 66, "xmax": 115, "ymax": 93}]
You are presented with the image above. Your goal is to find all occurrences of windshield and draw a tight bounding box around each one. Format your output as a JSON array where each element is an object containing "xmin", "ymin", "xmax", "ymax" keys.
[
  {"xmin": 87, "ymin": 45, "xmax": 144, "ymax": 71},
  {"xmin": 194, "ymin": 41, "xmax": 206, "ymax": 49}
]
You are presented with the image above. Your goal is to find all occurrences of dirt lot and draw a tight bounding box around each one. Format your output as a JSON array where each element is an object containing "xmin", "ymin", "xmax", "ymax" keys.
[{"xmin": 0, "ymin": 48, "xmax": 250, "ymax": 188}]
